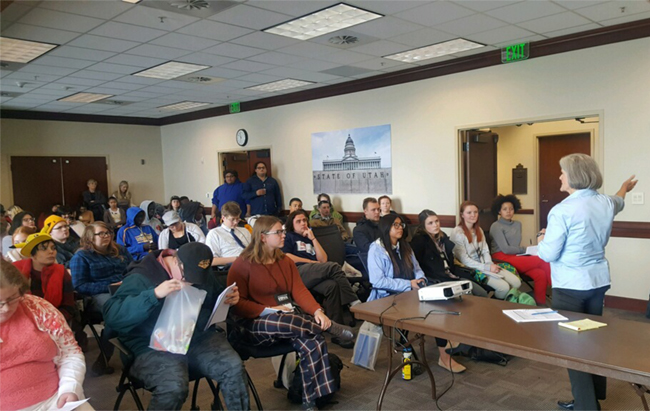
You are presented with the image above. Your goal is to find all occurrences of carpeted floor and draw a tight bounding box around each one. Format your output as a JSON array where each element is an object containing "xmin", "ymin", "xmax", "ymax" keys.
[{"xmin": 82, "ymin": 306, "xmax": 648, "ymax": 411}]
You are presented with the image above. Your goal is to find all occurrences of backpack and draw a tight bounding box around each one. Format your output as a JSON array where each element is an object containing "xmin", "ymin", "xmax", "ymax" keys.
[
  {"xmin": 288, "ymin": 352, "xmax": 343, "ymax": 407},
  {"xmin": 504, "ymin": 288, "xmax": 537, "ymax": 306}
]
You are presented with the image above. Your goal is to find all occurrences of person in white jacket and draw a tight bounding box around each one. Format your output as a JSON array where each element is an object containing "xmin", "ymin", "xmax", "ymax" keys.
[{"xmin": 158, "ymin": 210, "xmax": 205, "ymax": 251}]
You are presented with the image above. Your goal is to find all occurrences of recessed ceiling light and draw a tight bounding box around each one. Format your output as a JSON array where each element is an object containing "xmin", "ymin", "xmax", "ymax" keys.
[
  {"xmin": 264, "ymin": 3, "xmax": 382, "ymax": 41},
  {"xmin": 133, "ymin": 61, "xmax": 210, "ymax": 80},
  {"xmin": 384, "ymin": 39, "xmax": 485, "ymax": 63},
  {"xmin": 58, "ymin": 93, "xmax": 113, "ymax": 103},
  {"xmin": 0, "ymin": 37, "xmax": 58, "ymax": 64},
  {"xmin": 121, "ymin": 0, "xmax": 142, "ymax": 4},
  {"xmin": 247, "ymin": 79, "xmax": 315, "ymax": 92},
  {"xmin": 158, "ymin": 101, "xmax": 210, "ymax": 111}
]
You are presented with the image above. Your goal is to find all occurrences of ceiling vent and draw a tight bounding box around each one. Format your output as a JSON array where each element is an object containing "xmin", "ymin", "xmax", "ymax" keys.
[
  {"xmin": 329, "ymin": 35, "xmax": 359, "ymax": 46},
  {"xmin": 94, "ymin": 100, "xmax": 132, "ymax": 106},
  {"xmin": 170, "ymin": 0, "xmax": 210, "ymax": 10},
  {"xmin": 0, "ymin": 91, "xmax": 22, "ymax": 98},
  {"xmin": 174, "ymin": 74, "xmax": 224, "ymax": 84}
]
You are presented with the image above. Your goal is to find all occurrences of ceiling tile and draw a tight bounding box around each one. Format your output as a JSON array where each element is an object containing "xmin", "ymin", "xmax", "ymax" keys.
[
  {"xmin": 492, "ymin": 33, "xmax": 545, "ymax": 47},
  {"xmin": 346, "ymin": 0, "xmax": 428, "ymax": 14},
  {"xmin": 351, "ymin": 16, "xmax": 425, "ymax": 39},
  {"xmin": 436, "ymin": 14, "xmax": 509, "ymax": 36},
  {"xmin": 195, "ymin": 66, "xmax": 246, "ymax": 78},
  {"xmin": 220, "ymin": 60, "xmax": 277, "ymax": 72},
  {"xmin": 4, "ymin": 101, "xmax": 43, "ymax": 108},
  {"xmin": 389, "ymin": 27, "xmax": 456, "ymax": 48},
  {"xmin": 234, "ymin": 72, "xmax": 284, "ymax": 83},
  {"xmin": 39, "ymin": 1, "xmax": 134, "ymax": 19},
  {"xmin": 455, "ymin": 1, "xmax": 523, "ymax": 12},
  {"xmin": 246, "ymin": 1, "xmax": 338, "ymax": 17},
  {"xmin": 518, "ymin": 11, "xmax": 592, "ymax": 33},
  {"xmin": 551, "ymin": 1, "xmax": 608, "ymax": 10},
  {"xmin": 572, "ymin": 1, "xmax": 650, "ymax": 22},
  {"xmin": 104, "ymin": 54, "xmax": 168, "ymax": 68},
  {"xmin": 209, "ymin": 4, "xmax": 292, "ymax": 30},
  {"xmin": 395, "ymin": 2, "xmax": 475, "ymax": 26},
  {"xmin": 177, "ymin": 20, "xmax": 254, "ymax": 41},
  {"xmin": 18, "ymin": 65, "xmax": 78, "ymax": 76},
  {"xmin": 5, "ymin": 72, "xmax": 63, "ymax": 83},
  {"xmin": 125, "ymin": 44, "xmax": 191, "ymax": 59},
  {"xmin": 202, "ymin": 42, "xmax": 266, "ymax": 58},
  {"xmin": 122, "ymin": 90, "xmax": 165, "ymax": 99},
  {"xmin": 543, "ymin": 23, "xmax": 601, "ymax": 37},
  {"xmin": 38, "ymin": 83, "xmax": 91, "ymax": 93},
  {"xmin": 113, "ymin": 75, "xmax": 167, "ymax": 85},
  {"xmin": 28, "ymin": 88, "xmax": 79, "ymax": 97},
  {"xmin": 48, "ymin": 46, "xmax": 117, "ymax": 62},
  {"xmin": 348, "ymin": 40, "xmax": 409, "ymax": 57},
  {"xmin": 277, "ymin": 41, "xmax": 339, "ymax": 58},
  {"xmin": 247, "ymin": 51, "xmax": 304, "ymax": 65},
  {"xmin": 176, "ymin": 52, "xmax": 236, "ymax": 67},
  {"xmin": 70, "ymin": 70, "xmax": 125, "ymax": 81},
  {"xmin": 83, "ymin": 87, "xmax": 128, "ymax": 95},
  {"xmin": 150, "ymin": 33, "xmax": 220, "ymax": 52},
  {"xmin": 113, "ymin": 6, "xmax": 199, "ymax": 31},
  {"xmin": 67, "ymin": 35, "xmax": 140, "ymax": 53},
  {"xmin": 350, "ymin": 57, "xmax": 409, "ymax": 70},
  {"xmin": 465, "ymin": 25, "xmax": 535, "ymax": 45},
  {"xmin": 0, "ymin": 2, "xmax": 35, "ymax": 23},
  {"xmin": 18, "ymin": 8, "xmax": 104, "ymax": 33},
  {"xmin": 260, "ymin": 66, "xmax": 340, "ymax": 82},
  {"xmin": 452, "ymin": 44, "xmax": 497, "ymax": 56},
  {"xmin": 89, "ymin": 22, "xmax": 167, "ymax": 43},
  {"xmin": 1, "ymin": 23, "xmax": 81, "ymax": 44},
  {"xmin": 54, "ymin": 77, "xmax": 108, "ymax": 87},
  {"xmin": 486, "ymin": 1, "xmax": 566, "ymax": 23},
  {"xmin": 31, "ymin": 56, "xmax": 95, "ymax": 69},
  {"xmin": 321, "ymin": 65, "xmax": 374, "ymax": 77},
  {"xmin": 230, "ymin": 31, "xmax": 299, "ymax": 50},
  {"xmin": 282, "ymin": 58, "xmax": 340, "ymax": 72},
  {"xmin": 319, "ymin": 49, "xmax": 374, "ymax": 65},
  {"xmin": 85, "ymin": 62, "xmax": 141, "ymax": 75},
  {"xmin": 599, "ymin": 10, "xmax": 650, "ymax": 26}
]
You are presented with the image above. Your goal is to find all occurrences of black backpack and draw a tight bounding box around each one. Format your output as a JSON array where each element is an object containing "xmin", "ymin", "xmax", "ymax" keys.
[{"xmin": 288, "ymin": 352, "xmax": 343, "ymax": 407}]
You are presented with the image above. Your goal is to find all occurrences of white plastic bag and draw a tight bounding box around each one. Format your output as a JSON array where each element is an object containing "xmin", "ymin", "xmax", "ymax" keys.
[
  {"xmin": 351, "ymin": 321, "xmax": 383, "ymax": 370},
  {"xmin": 271, "ymin": 352, "xmax": 298, "ymax": 389},
  {"xmin": 150, "ymin": 283, "xmax": 207, "ymax": 355}
]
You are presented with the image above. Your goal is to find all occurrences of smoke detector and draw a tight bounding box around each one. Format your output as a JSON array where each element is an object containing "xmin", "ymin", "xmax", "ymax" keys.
[
  {"xmin": 170, "ymin": 0, "xmax": 210, "ymax": 10},
  {"xmin": 328, "ymin": 35, "xmax": 359, "ymax": 45}
]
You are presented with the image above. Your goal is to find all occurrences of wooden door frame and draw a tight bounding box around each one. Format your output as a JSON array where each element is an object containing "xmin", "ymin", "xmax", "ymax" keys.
[{"xmin": 217, "ymin": 146, "xmax": 273, "ymax": 185}]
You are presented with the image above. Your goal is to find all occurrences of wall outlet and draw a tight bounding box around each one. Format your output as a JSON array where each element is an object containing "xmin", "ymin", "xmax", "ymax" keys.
[
  {"xmin": 631, "ymin": 192, "xmax": 644, "ymax": 205},
  {"xmin": 206, "ymin": 192, "xmax": 211, "ymax": 199}
]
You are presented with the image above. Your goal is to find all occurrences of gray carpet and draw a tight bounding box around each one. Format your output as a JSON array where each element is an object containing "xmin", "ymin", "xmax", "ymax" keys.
[{"xmin": 83, "ymin": 307, "xmax": 648, "ymax": 410}]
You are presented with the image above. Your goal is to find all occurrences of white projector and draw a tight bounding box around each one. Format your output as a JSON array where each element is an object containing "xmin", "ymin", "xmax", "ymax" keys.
[{"xmin": 418, "ymin": 280, "xmax": 473, "ymax": 301}]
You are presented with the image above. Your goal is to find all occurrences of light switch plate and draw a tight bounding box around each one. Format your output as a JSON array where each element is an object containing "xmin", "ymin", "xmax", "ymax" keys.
[{"xmin": 631, "ymin": 192, "xmax": 644, "ymax": 205}]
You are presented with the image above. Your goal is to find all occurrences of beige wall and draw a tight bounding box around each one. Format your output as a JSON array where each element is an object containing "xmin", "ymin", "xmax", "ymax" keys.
[
  {"xmin": 1, "ymin": 119, "xmax": 164, "ymax": 207},
  {"xmin": 161, "ymin": 37, "xmax": 650, "ymax": 300}
]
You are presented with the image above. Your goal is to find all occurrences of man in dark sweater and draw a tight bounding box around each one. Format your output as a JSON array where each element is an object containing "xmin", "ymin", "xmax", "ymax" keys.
[
  {"xmin": 103, "ymin": 243, "xmax": 249, "ymax": 410},
  {"xmin": 352, "ymin": 197, "xmax": 381, "ymax": 255}
]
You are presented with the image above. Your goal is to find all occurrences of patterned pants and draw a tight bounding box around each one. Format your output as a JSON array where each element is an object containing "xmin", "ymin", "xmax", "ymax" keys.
[
  {"xmin": 246, "ymin": 312, "xmax": 336, "ymax": 405},
  {"xmin": 131, "ymin": 331, "xmax": 249, "ymax": 410}
]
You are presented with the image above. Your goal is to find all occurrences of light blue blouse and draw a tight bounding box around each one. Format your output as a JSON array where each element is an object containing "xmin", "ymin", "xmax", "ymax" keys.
[
  {"xmin": 537, "ymin": 189, "xmax": 624, "ymax": 291},
  {"xmin": 367, "ymin": 239, "xmax": 425, "ymax": 301}
]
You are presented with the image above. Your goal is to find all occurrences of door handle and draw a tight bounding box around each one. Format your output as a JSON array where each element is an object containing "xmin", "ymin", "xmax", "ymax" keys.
[{"xmin": 541, "ymin": 200, "xmax": 549, "ymax": 203}]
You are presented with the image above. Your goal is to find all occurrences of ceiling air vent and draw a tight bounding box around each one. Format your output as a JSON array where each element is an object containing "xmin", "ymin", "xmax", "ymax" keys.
[
  {"xmin": 174, "ymin": 74, "xmax": 224, "ymax": 84},
  {"xmin": 328, "ymin": 35, "xmax": 359, "ymax": 45},
  {"xmin": 94, "ymin": 100, "xmax": 132, "ymax": 106},
  {"xmin": 185, "ymin": 76, "xmax": 214, "ymax": 83},
  {"xmin": 0, "ymin": 91, "xmax": 21, "ymax": 98},
  {"xmin": 170, "ymin": 0, "xmax": 210, "ymax": 10}
]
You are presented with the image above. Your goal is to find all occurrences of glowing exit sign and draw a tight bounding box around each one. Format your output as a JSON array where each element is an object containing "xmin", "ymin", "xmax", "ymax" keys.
[{"xmin": 501, "ymin": 42, "xmax": 529, "ymax": 63}]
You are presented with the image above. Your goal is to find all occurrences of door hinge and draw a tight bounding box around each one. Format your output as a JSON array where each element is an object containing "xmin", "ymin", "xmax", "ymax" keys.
[{"xmin": 462, "ymin": 142, "xmax": 470, "ymax": 152}]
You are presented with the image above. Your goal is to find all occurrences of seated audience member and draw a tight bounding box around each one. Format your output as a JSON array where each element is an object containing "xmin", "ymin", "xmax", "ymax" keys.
[
  {"xmin": 0, "ymin": 260, "xmax": 93, "ymax": 411},
  {"xmin": 112, "ymin": 180, "xmax": 133, "ymax": 213},
  {"xmin": 289, "ymin": 197, "xmax": 303, "ymax": 213},
  {"xmin": 410, "ymin": 210, "xmax": 488, "ymax": 297},
  {"xmin": 310, "ymin": 200, "xmax": 350, "ymax": 241},
  {"xmin": 158, "ymin": 210, "xmax": 205, "ymax": 251},
  {"xmin": 6, "ymin": 205, "xmax": 24, "ymax": 222},
  {"xmin": 309, "ymin": 193, "xmax": 343, "ymax": 221},
  {"xmin": 212, "ymin": 169, "xmax": 247, "ymax": 220},
  {"xmin": 117, "ymin": 207, "xmax": 159, "ymax": 260},
  {"xmin": 70, "ymin": 222, "xmax": 133, "ymax": 374},
  {"xmin": 42, "ymin": 215, "xmax": 80, "ymax": 268},
  {"xmin": 83, "ymin": 179, "xmax": 107, "ymax": 222},
  {"xmin": 367, "ymin": 214, "xmax": 466, "ymax": 373},
  {"xmin": 4, "ymin": 226, "xmax": 37, "ymax": 262},
  {"xmin": 104, "ymin": 243, "xmax": 249, "ymax": 411},
  {"xmin": 0, "ymin": 217, "xmax": 7, "ymax": 257},
  {"xmin": 228, "ymin": 216, "xmax": 353, "ymax": 410},
  {"xmin": 205, "ymin": 202, "xmax": 251, "ymax": 266},
  {"xmin": 352, "ymin": 197, "xmax": 381, "ymax": 255},
  {"xmin": 103, "ymin": 196, "xmax": 126, "ymax": 232},
  {"xmin": 378, "ymin": 195, "xmax": 397, "ymax": 217},
  {"xmin": 140, "ymin": 200, "xmax": 163, "ymax": 234},
  {"xmin": 179, "ymin": 196, "xmax": 190, "ymax": 206},
  {"xmin": 38, "ymin": 203, "xmax": 61, "ymax": 229},
  {"xmin": 55, "ymin": 206, "xmax": 83, "ymax": 239},
  {"xmin": 451, "ymin": 201, "xmax": 521, "ymax": 299},
  {"xmin": 180, "ymin": 201, "xmax": 209, "ymax": 235},
  {"xmin": 78, "ymin": 210, "xmax": 94, "ymax": 226},
  {"xmin": 242, "ymin": 162, "xmax": 282, "ymax": 216},
  {"xmin": 282, "ymin": 210, "xmax": 360, "ymax": 347},
  {"xmin": 490, "ymin": 195, "xmax": 551, "ymax": 304},
  {"xmin": 12, "ymin": 233, "xmax": 85, "ymax": 346},
  {"xmin": 168, "ymin": 195, "xmax": 181, "ymax": 212},
  {"xmin": 3, "ymin": 211, "xmax": 36, "ymax": 253}
]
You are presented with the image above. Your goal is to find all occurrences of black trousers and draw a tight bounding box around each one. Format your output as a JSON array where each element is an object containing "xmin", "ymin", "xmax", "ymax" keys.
[
  {"xmin": 297, "ymin": 262, "xmax": 358, "ymax": 324},
  {"xmin": 552, "ymin": 286, "xmax": 609, "ymax": 410}
]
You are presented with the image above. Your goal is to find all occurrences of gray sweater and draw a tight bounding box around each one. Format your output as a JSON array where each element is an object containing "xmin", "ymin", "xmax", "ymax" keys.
[{"xmin": 489, "ymin": 218, "xmax": 525, "ymax": 255}]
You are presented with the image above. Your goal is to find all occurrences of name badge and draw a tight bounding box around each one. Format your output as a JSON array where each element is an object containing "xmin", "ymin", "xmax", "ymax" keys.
[{"xmin": 274, "ymin": 293, "xmax": 294, "ymax": 311}]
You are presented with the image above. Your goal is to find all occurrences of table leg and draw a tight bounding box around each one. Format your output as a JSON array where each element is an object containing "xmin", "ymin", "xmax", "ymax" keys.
[{"xmin": 632, "ymin": 383, "xmax": 650, "ymax": 411}]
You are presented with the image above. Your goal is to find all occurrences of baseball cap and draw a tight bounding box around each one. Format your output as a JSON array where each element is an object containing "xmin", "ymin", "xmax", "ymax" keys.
[
  {"xmin": 163, "ymin": 210, "xmax": 181, "ymax": 226},
  {"xmin": 176, "ymin": 242, "xmax": 212, "ymax": 285}
]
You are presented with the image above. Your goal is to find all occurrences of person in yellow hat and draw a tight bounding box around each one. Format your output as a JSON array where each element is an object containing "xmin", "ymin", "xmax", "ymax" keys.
[{"xmin": 42, "ymin": 215, "xmax": 80, "ymax": 268}]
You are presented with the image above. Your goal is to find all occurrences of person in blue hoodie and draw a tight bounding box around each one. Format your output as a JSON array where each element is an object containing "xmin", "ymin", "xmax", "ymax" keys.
[
  {"xmin": 117, "ymin": 206, "xmax": 158, "ymax": 260},
  {"xmin": 211, "ymin": 169, "xmax": 247, "ymax": 220}
]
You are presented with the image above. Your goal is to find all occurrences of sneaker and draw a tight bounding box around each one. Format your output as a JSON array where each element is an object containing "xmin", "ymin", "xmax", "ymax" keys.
[
  {"xmin": 327, "ymin": 322, "xmax": 355, "ymax": 340},
  {"xmin": 302, "ymin": 401, "xmax": 318, "ymax": 411},
  {"xmin": 331, "ymin": 337, "xmax": 355, "ymax": 349},
  {"xmin": 91, "ymin": 355, "xmax": 114, "ymax": 376}
]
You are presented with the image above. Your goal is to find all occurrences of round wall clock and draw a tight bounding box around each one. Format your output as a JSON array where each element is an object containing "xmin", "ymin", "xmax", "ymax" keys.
[{"xmin": 236, "ymin": 129, "xmax": 248, "ymax": 146}]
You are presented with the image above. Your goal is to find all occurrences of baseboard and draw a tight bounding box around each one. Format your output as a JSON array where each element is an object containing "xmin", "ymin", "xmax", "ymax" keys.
[{"xmin": 604, "ymin": 295, "xmax": 649, "ymax": 313}]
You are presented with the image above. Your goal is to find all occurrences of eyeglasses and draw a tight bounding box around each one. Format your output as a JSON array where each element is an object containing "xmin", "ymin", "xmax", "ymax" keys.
[
  {"xmin": 225, "ymin": 174, "xmax": 235, "ymax": 178},
  {"xmin": 0, "ymin": 295, "xmax": 24, "ymax": 309},
  {"xmin": 392, "ymin": 222, "xmax": 406, "ymax": 229},
  {"xmin": 256, "ymin": 166, "xmax": 266, "ymax": 170},
  {"xmin": 263, "ymin": 229, "xmax": 286, "ymax": 236},
  {"xmin": 22, "ymin": 218, "xmax": 35, "ymax": 223},
  {"xmin": 52, "ymin": 225, "xmax": 70, "ymax": 231},
  {"xmin": 93, "ymin": 231, "xmax": 113, "ymax": 238}
]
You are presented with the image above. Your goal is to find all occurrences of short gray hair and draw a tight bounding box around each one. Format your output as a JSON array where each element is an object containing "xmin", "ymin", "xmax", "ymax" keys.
[{"xmin": 559, "ymin": 153, "xmax": 602, "ymax": 190}]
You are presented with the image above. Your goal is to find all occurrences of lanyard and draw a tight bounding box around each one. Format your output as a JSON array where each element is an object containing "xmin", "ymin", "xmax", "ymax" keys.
[{"xmin": 261, "ymin": 261, "xmax": 290, "ymax": 292}]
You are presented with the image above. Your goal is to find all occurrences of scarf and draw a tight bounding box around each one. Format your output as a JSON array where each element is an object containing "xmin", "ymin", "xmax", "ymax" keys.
[{"xmin": 12, "ymin": 259, "xmax": 65, "ymax": 308}]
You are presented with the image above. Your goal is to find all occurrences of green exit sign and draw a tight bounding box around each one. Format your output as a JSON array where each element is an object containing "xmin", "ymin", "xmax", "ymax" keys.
[
  {"xmin": 501, "ymin": 42, "xmax": 529, "ymax": 63},
  {"xmin": 229, "ymin": 101, "xmax": 241, "ymax": 113}
]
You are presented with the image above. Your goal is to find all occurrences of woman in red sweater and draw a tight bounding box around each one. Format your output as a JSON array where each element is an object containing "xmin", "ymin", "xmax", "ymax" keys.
[{"xmin": 228, "ymin": 216, "xmax": 353, "ymax": 411}]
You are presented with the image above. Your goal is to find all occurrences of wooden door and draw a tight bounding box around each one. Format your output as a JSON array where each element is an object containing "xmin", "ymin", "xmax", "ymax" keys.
[
  {"xmin": 221, "ymin": 152, "xmax": 250, "ymax": 184},
  {"xmin": 61, "ymin": 157, "xmax": 109, "ymax": 209},
  {"xmin": 538, "ymin": 133, "xmax": 591, "ymax": 228},
  {"xmin": 462, "ymin": 131, "xmax": 499, "ymax": 234},
  {"xmin": 11, "ymin": 156, "xmax": 63, "ymax": 217},
  {"xmin": 248, "ymin": 149, "xmax": 272, "ymax": 178}
]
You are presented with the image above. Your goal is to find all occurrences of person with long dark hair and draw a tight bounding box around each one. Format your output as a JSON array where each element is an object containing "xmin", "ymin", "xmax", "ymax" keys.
[
  {"xmin": 242, "ymin": 162, "xmax": 282, "ymax": 216},
  {"xmin": 3, "ymin": 211, "xmax": 36, "ymax": 253}
]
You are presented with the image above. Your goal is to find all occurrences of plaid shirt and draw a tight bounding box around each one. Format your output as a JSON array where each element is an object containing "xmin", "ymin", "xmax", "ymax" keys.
[{"xmin": 70, "ymin": 247, "xmax": 133, "ymax": 296}]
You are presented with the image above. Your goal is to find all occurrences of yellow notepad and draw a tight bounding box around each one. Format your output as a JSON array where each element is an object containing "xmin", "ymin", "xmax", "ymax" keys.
[{"xmin": 559, "ymin": 318, "xmax": 607, "ymax": 331}]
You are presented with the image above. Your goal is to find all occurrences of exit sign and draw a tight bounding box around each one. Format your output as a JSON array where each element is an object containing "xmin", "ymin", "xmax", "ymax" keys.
[
  {"xmin": 501, "ymin": 42, "xmax": 529, "ymax": 63},
  {"xmin": 229, "ymin": 101, "xmax": 241, "ymax": 113}
]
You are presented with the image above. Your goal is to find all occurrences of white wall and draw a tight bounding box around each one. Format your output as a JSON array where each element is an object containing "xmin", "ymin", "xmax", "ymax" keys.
[{"xmin": 1, "ymin": 119, "xmax": 164, "ymax": 206}]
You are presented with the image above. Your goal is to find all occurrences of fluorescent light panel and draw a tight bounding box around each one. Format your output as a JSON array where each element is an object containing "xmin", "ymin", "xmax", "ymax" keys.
[
  {"xmin": 133, "ymin": 61, "xmax": 210, "ymax": 80},
  {"xmin": 0, "ymin": 37, "xmax": 58, "ymax": 64},
  {"xmin": 247, "ymin": 79, "xmax": 314, "ymax": 92},
  {"xmin": 384, "ymin": 39, "xmax": 485, "ymax": 63},
  {"xmin": 58, "ymin": 93, "xmax": 113, "ymax": 103},
  {"xmin": 158, "ymin": 101, "xmax": 210, "ymax": 111},
  {"xmin": 264, "ymin": 3, "xmax": 382, "ymax": 41},
  {"xmin": 122, "ymin": 0, "xmax": 142, "ymax": 3}
]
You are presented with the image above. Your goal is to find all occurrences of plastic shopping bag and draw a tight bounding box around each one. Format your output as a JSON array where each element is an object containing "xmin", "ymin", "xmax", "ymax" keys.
[
  {"xmin": 150, "ymin": 282, "xmax": 207, "ymax": 355},
  {"xmin": 351, "ymin": 321, "xmax": 383, "ymax": 370}
]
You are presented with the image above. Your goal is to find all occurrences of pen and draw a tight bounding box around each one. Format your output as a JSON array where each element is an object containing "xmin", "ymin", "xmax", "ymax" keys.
[{"xmin": 532, "ymin": 310, "xmax": 558, "ymax": 315}]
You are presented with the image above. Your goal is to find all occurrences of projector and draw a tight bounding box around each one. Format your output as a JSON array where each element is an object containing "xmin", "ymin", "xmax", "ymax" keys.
[{"xmin": 418, "ymin": 280, "xmax": 473, "ymax": 301}]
